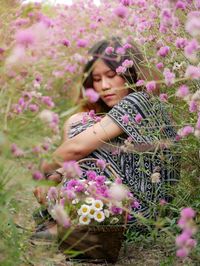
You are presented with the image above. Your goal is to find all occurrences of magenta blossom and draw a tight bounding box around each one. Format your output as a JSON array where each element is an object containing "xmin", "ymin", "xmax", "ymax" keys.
[
  {"xmin": 135, "ymin": 113, "xmax": 142, "ymax": 123},
  {"xmin": 163, "ymin": 68, "xmax": 175, "ymax": 86},
  {"xmin": 77, "ymin": 39, "xmax": 88, "ymax": 48},
  {"xmin": 176, "ymin": 85, "xmax": 190, "ymax": 98},
  {"xmin": 146, "ymin": 81, "xmax": 156, "ymax": 92},
  {"xmin": 32, "ymin": 170, "xmax": 43, "ymax": 180},
  {"xmin": 105, "ymin": 46, "xmax": 114, "ymax": 54},
  {"xmin": 85, "ymin": 88, "xmax": 100, "ymax": 103},
  {"xmin": 122, "ymin": 114, "xmax": 129, "ymax": 124},
  {"xmin": 181, "ymin": 207, "xmax": 196, "ymax": 219},
  {"xmin": 63, "ymin": 161, "xmax": 82, "ymax": 178},
  {"xmin": 157, "ymin": 46, "xmax": 170, "ymax": 57},
  {"xmin": 96, "ymin": 159, "xmax": 106, "ymax": 170},
  {"xmin": 185, "ymin": 65, "xmax": 200, "ymax": 79},
  {"xmin": 15, "ymin": 29, "xmax": 35, "ymax": 47},
  {"xmin": 114, "ymin": 5, "xmax": 128, "ymax": 19}
]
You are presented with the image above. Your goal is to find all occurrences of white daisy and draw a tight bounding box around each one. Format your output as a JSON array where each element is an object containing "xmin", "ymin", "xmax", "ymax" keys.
[
  {"xmin": 79, "ymin": 215, "xmax": 91, "ymax": 225},
  {"xmin": 88, "ymin": 207, "xmax": 96, "ymax": 218},
  {"xmin": 92, "ymin": 199, "xmax": 103, "ymax": 211},
  {"xmin": 94, "ymin": 211, "xmax": 105, "ymax": 223},
  {"xmin": 78, "ymin": 204, "xmax": 90, "ymax": 216}
]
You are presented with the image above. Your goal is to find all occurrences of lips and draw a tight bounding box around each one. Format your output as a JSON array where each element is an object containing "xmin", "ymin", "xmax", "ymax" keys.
[{"xmin": 103, "ymin": 94, "xmax": 115, "ymax": 99}]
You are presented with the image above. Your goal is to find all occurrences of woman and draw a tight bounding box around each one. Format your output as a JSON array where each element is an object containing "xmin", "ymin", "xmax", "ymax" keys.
[{"xmin": 34, "ymin": 37, "xmax": 180, "ymax": 233}]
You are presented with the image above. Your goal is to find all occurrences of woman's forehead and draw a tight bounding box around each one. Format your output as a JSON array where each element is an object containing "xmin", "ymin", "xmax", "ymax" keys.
[{"xmin": 92, "ymin": 59, "xmax": 112, "ymax": 75}]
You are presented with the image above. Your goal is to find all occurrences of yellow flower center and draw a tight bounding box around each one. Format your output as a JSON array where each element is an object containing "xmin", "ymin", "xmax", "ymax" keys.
[
  {"xmin": 83, "ymin": 207, "xmax": 88, "ymax": 213},
  {"xmin": 97, "ymin": 213, "xmax": 102, "ymax": 219}
]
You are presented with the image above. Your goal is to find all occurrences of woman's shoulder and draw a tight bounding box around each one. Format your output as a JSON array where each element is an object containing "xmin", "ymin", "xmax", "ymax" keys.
[{"xmin": 66, "ymin": 112, "xmax": 87, "ymax": 125}]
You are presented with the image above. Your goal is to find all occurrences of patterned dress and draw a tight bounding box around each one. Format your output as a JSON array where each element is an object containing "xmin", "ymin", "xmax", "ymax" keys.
[{"xmin": 67, "ymin": 92, "xmax": 180, "ymax": 221}]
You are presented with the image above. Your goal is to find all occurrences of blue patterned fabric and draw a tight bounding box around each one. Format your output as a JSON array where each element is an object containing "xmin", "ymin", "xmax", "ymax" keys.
[{"xmin": 67, "ymin": 92, "xmax": 180, "ymax": 221}]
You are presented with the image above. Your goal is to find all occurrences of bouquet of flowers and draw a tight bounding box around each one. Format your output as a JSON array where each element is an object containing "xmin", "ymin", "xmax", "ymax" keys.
[{"xmin": 46, "ymin": 163, "xmax": 137, "ymax": 228}]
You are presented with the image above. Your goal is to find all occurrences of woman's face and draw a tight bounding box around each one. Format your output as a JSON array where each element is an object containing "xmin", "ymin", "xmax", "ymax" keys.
[{"xmin": 92, "ymin": 59, "xmax": 130, "ymax": 108}]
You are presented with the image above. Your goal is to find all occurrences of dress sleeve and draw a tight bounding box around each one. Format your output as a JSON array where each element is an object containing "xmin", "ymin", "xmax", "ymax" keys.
[{"xmin": 107, "ymin": 91, "xmax": 177, "ymax": 144}]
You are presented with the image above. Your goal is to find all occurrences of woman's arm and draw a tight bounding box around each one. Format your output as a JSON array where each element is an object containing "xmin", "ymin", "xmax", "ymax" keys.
[{"xmin": 41, "ymin": 115, "xmax": 123, "ymax": 173}]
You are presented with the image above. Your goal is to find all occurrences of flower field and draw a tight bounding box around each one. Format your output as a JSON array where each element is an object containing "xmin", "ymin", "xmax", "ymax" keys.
[{"xmin": 0, "ymin": 0, "xmax": 199, "ymax": 265}]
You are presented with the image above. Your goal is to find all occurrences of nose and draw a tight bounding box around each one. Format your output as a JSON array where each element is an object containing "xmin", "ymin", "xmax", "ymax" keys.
[{"xmin": 102, "ymin": 76, "xmax": 110, "ymax": 91}]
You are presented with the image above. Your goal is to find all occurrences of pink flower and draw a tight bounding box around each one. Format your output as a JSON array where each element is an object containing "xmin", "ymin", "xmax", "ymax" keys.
[
  {"xmin": 136, "ymin": 79, "xmax": 145, "ymax": 86},
  {"xmin": 15, "ymin": 29, "xmax": 35, "ymax": 47},
  {"xmin": 157, "ymin": 46, "xmax": 170, "ymax": 57},
  {"xmin": 29, "ymin": 104, "xmax": 39, "ymax": 112},
  {"xmin": 116, "ymin": 66, "xmax": 126, "ymax": 74},
  {"xmin": 176, "ymin": 232, "xmax": 191, "ymax": 247},
  {"xmin": 185, "ymin": 65, "xmax": 200, "ymax": 79},
  {"xmin": 86, "ymin": 170, "xmax": 97, "ymax": 180},
  {"xmin": 63, "ymin": 161, "xmax": 82, "ymax": 178},
  {"xmin": 120, "ymin": 0, "xmax": 132, "ymax": 6},
  {"xmin": 32, "ymin": 170, "xmax": 43, "ymax": 180},
  {"xmin": 47, "ymin": 187, "xmax": 58, "ymax": 201},
  {"xmin": 42, "ymin": 96, "xmax": 55, "ymax": 108},
  {"xmin": 185, "ymin": 11, "xmax": 200, "ymax": 37},
  {"xmin": 163, "ymin": 68, "xmax": 175, "ymax": 86},
  {"xmin": 105, "ymin": 46, "xmax": 114, "ymax": 54},
  {"xmin": 181, "ymin": 207, "xmax": 196, "ymax": 219},
  {"xmin": 176, "ymin": 85, "xmax": 190, "ymax": 98},
  {"xmin": 186, "ymin": 238, "xmax": 197, "ymax": 248},
  {"xmin": 85, "ymin": 88, "xmax": 100, "ymax": 103},
  {"xmin": 175, "ymin": 38, "xmax": 188, "ymax": 49},
  {"xmin": 52, "ymin": 204, "xmax": 71, "ymax": 228},
  {"xmin": 62, "ymin": 39, "xmax": 70, "ymax": 47},
  {"xmin": 178, "ymin": 126, "xmax": 194, "ymax": 137},
  {"xmin": 77, "ymin": 38, "xmax": 88, "ymax": 48},
  {"xmin": 160, "ymin": 93, "xmax": 168, "ymax": 102},
  {"xmin": 135, "ymin": 113, "xmax": 142, "ymax": 123},
  {"xmin": 96, "ymin": 159, "xmax": 106, "ymax": 170},
  {"xmin": 122, "ymin": 59, "xmax": 134, "ymax": 68},
  {"xmin": 196, "ymin": 116, "xmax": 200, "ymax": 130},
  {"xmin": 175, "ymin": 1, "xmax": 186, "ymax": 10},
  {"xmin": 122, "ymin": 114, "xmax": 129, "ymax": 124},
  {"xmin": 156, "ymin": 62, "xmax": 164, "ymax": 70},
  {"xmin": 116, "ymin": 47, "xmax": 125, "ymax": 55},
  {"xmin": 184, "ymin": 39, "xmax": 199, "ymax": 59},
  {"xmin": 146, "ymin": 81, "xmax": 156, "ymax": 92},
  {"xmin": 176, "ymin": 248, "xmax": 189, "ymax": 258},
  {"xmin": 109, "ymin": 183, "xmax": 129, "ymax": 201},
  {"xmin": 189, "ymin": 101, "xmax": 198, "ymax": 112},
  {"xmin": 114, "ymin": 5, "xmax": 128, "ymax": 19}
]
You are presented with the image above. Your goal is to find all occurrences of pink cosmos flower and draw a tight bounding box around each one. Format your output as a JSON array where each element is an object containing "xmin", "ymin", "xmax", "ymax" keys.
[
  {"xmin": 176, "ymin": 85, "xmax": 190, "ymax": 98},
  {"xmin": 122, "ymin": 114, "xmax": 129, "ymax": 124},
  {"xmin": 185, "ymin": 65, "xmax": 200, "ymax": 79},
  {"xmin": 157, "ymin": 46, "xmax": 170, "ymax": 57},
  {"xmin": 15, "ymin": 29, "xmax": 35, "ymax": 47},
  {"xmin": 135, "ymin": 113, "xmax": 142, "ymax": 123},
  {"xmin": 85, "ymin": 88, "xmax": 100, "ymax": 103},
  {"xmin": 146, "ymin": 81, "xmax": 156, "ymax": 92},
  {"xmin": 114, "ymin": 5, "xmax": 128, "ymax": 19}
]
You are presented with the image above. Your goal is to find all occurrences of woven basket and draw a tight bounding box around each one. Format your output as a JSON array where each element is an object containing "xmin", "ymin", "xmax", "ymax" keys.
[{"xmin": 58, "ymin": 224, "xmax": 126, "ymax": 263}]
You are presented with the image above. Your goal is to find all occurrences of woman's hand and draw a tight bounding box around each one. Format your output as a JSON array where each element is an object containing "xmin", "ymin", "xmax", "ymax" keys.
[
  {"xmin": 33, "ymin": 186, "xmax": 49, "ymax": 205},
  {"xmin": 40, "ymin": 160, "xmax": 60, "ymax": 175}
]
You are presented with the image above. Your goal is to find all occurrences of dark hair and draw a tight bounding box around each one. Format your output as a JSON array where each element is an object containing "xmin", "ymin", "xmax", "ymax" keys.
[
  {"xmin": 82, "ymin": 37, "xmax": 144, "ymax": 90},
  {"xmin": 79, "ymin": 37, "xmax": 145, "ymax": 113}
]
